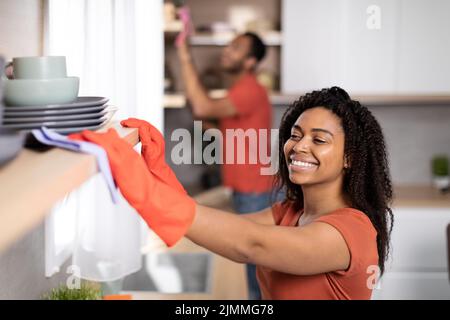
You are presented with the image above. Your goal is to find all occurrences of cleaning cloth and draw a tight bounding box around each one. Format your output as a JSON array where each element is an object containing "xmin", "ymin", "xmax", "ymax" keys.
[{"xmin": 31, "ymin": 127, "xmax": 119, "ymax": 203}]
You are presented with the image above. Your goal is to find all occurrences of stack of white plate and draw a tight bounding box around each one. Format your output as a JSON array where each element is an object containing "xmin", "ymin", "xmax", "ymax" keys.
[{"xmin": 1, "ymin": 97, "xmax": 117, "ymax": 134}]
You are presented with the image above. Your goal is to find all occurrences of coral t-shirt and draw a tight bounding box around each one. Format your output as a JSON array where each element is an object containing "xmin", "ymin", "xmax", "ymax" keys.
[
  {"xmin": 219, "ymin": 73, "xmax": 273, "ymax": 193},
  {"xmin": 256, "ymin": 201, "xmax": 379, "ymax": 300}
]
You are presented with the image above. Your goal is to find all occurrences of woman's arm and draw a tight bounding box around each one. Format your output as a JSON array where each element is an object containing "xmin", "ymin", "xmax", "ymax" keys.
[
  {"xmin": 239, "ymin": 207, "xmax": 275, "ymax": 225},
  {"xmin": 186, "ymin": 205, "xmax": 350, "ymax": 276}
]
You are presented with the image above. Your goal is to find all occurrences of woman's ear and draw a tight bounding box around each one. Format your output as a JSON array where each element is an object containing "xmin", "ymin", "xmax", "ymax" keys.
[{"xmin": 344, "ymin": 155, "xmax": 351, "ymax": 169}]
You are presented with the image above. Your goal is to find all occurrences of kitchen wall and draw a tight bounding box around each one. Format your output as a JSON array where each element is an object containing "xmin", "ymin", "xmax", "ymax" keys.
[
  {"xmin": 0, "ymin": 0, "xmax": 70, "ymax": 299},
  {"xmin": 167, "ymin": 103, "xmax": 450, "ymax": 191},
  {"xmin": 0, "ymin": 0, "xmax": 44, "ymax": 60},
  {"xmin": 0, "ymin": 222, "xmax": 71, "ymax": 299},
  {"xmin": 370, "ymin": 105, "xmax": 450, "ymax": 185},
  {"xmin": 166, "ymin": 0, "xmax": 450, "ymax": 190},
  {"xmin": 274, "ymin": 104, "xmax": 450, "ymax": 186}
]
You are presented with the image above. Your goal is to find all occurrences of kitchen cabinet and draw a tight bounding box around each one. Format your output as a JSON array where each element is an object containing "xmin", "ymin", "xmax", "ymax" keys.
[
  {"xmin": 372, "ymin": 272, "xmax": 450, "ymax": 300},
  {"xmin": 372, "ymin": 207, "xmax": 450, "ymax": 299},
  {"xmin": 282, "ymin": 0, "xmax": 398, "ymax": 93},
  {"xmin": 396, "ymin": 0, "xmax": 450, "ymax": 93},
  {"xmin": 282, "ymin": 0, "xmax": 450, "ymax": 95}
]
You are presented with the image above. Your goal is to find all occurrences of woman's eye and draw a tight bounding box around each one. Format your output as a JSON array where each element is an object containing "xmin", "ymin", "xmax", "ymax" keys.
[
  {"xmin": 314, "ymin": 138, "xmax": 326, "ymax": 144},
  {"xmin": 290, "ymin": 134, "xmax": 301, "ymax": 140}
]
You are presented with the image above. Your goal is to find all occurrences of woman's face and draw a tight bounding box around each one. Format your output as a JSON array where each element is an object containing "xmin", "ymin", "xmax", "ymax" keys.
[{"xmin": 283, "ymin": 107, "xmax": 347, "ymax": 186}]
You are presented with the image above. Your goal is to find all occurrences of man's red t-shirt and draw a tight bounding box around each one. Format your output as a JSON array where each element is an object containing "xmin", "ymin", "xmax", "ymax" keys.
[{"xmin": 219, "ymin": 73, "xmax": 273, "ymax": 193}]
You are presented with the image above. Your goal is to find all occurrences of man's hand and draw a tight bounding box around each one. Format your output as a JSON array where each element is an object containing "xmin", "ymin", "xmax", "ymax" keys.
[{"xmin": 175, "ymin": 6, "xmax": 192, "ymax": 48}]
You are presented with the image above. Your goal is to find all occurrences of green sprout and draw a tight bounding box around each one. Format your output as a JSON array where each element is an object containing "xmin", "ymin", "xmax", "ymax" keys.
[
  {"xmin": 42, "ymin": 282, "xmax": 102, "ymax": 300},
  {"xmin": 432, "ymin": 155, "xmax": 449, "ymax": 177}
]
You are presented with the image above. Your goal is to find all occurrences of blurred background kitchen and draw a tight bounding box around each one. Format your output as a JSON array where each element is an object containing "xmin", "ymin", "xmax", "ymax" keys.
[{"xmin": 0, "ymin": 0, "xmax": 450, "ymax": 300}]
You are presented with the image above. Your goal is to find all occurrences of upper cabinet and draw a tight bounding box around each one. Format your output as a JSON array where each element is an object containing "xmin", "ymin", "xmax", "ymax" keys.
[
  {"xmin": 396, "ymin": 0, "xmax": 450, "ymax": 94},
  {"xmin": 282, "ymin": 0, "xmax": 450, "ymax": 95}
]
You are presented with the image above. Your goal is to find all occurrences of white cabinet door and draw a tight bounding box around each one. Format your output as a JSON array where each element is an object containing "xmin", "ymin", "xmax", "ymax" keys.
[
  {"xmin": 372, "ymin": 272, "xmax": 450, "ymax": 300},
  {"xmin": 387, "ymin": 207, "xmax": 450, "ymax": 272},
  {"xmin": 282, "ymin": 0, "xmax": 450, "ymax": 94},
  {"xmin": 372, "ymin": 207, "xmax": 450, "ymax": 299},
  {"xmin": 397, "ymin": 0, "xmax": 450, "ymax": 94},
  {"xmin": 282, "ymin": 0, "xmax": 398, "ymax": 94},
  {"xmin": 282, "ymin": 0, "xmax": 343, "ymax": 92}
]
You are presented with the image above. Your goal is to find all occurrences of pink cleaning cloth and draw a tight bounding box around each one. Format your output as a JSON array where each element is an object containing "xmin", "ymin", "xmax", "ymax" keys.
[{"xmin": 175, "ymin": 6, "xmax": 192, "ymax": 47}]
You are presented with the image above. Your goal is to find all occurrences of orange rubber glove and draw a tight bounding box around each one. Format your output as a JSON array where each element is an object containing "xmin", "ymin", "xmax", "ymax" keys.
[
  {"xmin": 69, "ymin": 128, "xmax": 196, "ymax": 247},
  {"xmin": 120, "ymin": 118, "xmax": 185, "ymax": 194}
]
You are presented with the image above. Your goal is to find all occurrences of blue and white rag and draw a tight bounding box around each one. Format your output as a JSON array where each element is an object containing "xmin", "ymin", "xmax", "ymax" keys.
[{"xmin": 31, "ymin": 127, "xmax": 119, "ymax": 203}]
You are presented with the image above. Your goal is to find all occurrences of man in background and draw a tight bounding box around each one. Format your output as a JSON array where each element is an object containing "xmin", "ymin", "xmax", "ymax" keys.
[{"xmin": 176, "ymin": 32, "xmax": 273, "ymax": 300}]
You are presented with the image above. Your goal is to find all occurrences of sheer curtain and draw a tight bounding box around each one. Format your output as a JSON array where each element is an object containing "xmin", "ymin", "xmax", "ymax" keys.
[{"xmin": 44, "ymin": 0, "xmax": 165, "ymax": 282}]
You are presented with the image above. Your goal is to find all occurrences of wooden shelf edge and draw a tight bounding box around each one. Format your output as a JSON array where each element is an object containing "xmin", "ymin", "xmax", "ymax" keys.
[{"xmin": 0, "ymin": 122, "xmax": 139, "ymax": 253}]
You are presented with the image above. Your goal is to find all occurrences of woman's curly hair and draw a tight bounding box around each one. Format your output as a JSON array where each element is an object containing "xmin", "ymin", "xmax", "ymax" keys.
[{"xmin": 274, "ymin": 86, "xmax": 394, "ymax": 275}]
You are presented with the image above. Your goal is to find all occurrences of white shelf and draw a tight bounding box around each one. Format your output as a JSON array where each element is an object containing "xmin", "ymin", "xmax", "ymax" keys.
[
  {"xmin": 164, "ymin": 21, "xmax": 183, "ymax": 33},
  {"xmin": 164, "ymin": 92, "xmax": 450, "ymax": 109},
  {"xmin": 189, "ymin": 31, "xmax": 283, "ymax": 46},
  {"xmin": 164, "ymin": 90, "xmax": 227, "ymax": 109}
]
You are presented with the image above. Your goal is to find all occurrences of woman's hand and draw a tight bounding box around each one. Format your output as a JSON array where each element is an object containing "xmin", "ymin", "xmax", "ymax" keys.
[
  {"xmin": 121, "ymin": 118, "xmax": 186, "ymax": 194},
  {"xmin": 69, "ymin": 128, "xmax": 196, "ymax": 247}
]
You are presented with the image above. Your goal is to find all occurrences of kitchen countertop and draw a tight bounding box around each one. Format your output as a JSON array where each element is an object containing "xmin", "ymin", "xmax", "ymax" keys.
[
  {"xmin": 0, "ymin": 123, "xmax": 139, "ymax": 253},
  {"xmin": 392, "ymin": 185, "xmax": 450, "ymax": 208},
  {"xmin": 189, "ymin": 185, "xmax": 450, "ymax": 209}
]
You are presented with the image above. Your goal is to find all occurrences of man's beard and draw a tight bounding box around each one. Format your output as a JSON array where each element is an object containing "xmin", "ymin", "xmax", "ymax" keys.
[{"xmin": 222, "ymin": 60, "xmax": 245, "ymax": 75}]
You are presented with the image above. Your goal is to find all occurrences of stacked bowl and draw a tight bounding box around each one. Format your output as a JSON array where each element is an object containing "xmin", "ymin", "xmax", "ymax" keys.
[{"xmin": 1, "ymin": 56, "xmax": 116, "ymax": 134}]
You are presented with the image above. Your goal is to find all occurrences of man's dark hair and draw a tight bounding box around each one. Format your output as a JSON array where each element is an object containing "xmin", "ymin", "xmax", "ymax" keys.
[{"xmin": 243, "ymin": 32, "xmax": 267, "ymax": 63}]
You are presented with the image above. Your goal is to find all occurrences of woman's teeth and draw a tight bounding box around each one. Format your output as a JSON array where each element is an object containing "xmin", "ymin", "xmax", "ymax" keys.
[{"xmin": 291, "ymin": 160, "xmax": 318, "ymax": 168}]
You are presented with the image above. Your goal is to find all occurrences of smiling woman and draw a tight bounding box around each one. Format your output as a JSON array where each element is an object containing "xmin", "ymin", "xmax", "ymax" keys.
[
  {"xmin": 68, "ymin": 87, "xmax": 393, "ymax": 300},
  {"xmin": 269, "ymin": 87, "xmax": 394, "ymax": 295}
]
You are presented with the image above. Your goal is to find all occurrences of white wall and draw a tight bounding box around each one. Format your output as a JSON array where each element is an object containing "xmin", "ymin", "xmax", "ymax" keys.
[
  {"xmin": 0, "ymin": 0, "xmax": 43, "ymax": 60},
  {"xmin": 282, "ymin": 0, "xmax": 450, "ymax": 94},
  {"xmin": 0, "ymin": 0, "xmax": 71, "ymax": 300}
]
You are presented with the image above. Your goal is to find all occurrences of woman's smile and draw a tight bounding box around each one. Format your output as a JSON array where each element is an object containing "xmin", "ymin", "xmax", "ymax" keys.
[{"xmin": 289, "ymin": 158, "xmax": 319, "ymax": 172}]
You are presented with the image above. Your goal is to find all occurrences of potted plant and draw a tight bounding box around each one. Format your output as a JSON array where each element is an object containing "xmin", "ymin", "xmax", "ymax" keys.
[
  {"xmin": 43, "ymin": 282, "xmax": 102, "ymax": 300},
  {"xmin": 432, "ymin": 155, "xmax": 449, "ymax": 191}
]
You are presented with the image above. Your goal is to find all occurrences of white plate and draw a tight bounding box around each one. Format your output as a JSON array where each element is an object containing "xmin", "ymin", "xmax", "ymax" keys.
[
  {"xmin": 18, "ymin": 112, "xmax": 114, "ymax": 135},
  {"xmin": 4, "ymin": 96, "xmax": 109, "ymax": 111},
  {"xmin": 2, "ymin": 117, "xmax": 106, "ymax": 129},
  {"xmin": 4, "ymin": 104, "xmax": 108, "ymax": 117},
  {"xmin": 52, "ymin": 120, "xmax": 111, "ymax": 134},
  {"xmin": 2, "ymin": 110, "xmax": 116, "ymax": 129},
  {"xmin": 3, "ymin": 106, "xmax": 117, "ymax": 123}
]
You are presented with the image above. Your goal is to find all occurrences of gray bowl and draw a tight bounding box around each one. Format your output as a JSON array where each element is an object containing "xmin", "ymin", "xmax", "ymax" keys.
[
  {"xmin": 3, "ymin": 77, "xmax": 79, "ymax": 106},
  {"xmin": 0, "ymin": 128, "xmax": 26, "ymax": 167}
]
